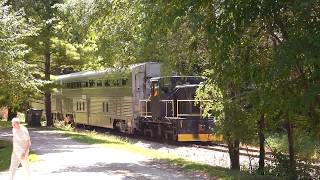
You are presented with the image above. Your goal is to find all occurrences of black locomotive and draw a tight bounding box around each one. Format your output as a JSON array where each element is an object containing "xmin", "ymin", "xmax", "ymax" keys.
[{"xmin": 138, "ymin": 76, "xmax": 218, "ymax": 141}]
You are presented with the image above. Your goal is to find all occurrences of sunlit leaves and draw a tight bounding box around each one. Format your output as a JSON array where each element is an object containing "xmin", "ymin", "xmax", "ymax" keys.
[{"xmin": 0, "ymin": 0, "xmax": 42, "ymax": 109}]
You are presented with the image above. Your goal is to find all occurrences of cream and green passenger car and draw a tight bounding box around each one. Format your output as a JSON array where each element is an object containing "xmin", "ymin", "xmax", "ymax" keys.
[{"xmin": 51, "ymin": 62, "xmax": 161, "ymax": 133}]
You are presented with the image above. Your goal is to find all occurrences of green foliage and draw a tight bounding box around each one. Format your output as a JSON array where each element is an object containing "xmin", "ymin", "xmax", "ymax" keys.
[
  {"xmin": 0, "ymin": 0, "xmax": 43, "ymax": 109},
  {"xmin": 266, "ymin": 132, "xmax": 320, "ymax": 162},
  {"xmin": 195, "ymin": 75, "xmax": 224, "ymax": 118},
  {"xmin": 264, "ymin": 132, "xmax": 320, "ymax": 179},
  {"xmin": 138, "ymin": 1, "xmax": 211, "ymax": 75},
  {"xmin": 140, "ymin": 0, "xmax": 320, "ymax": 175},
  {"xmin": 0, "ymin": 120, "xmax": 12, "ymax": 128},
  {"xmin": 55, "ymin": 0, "xmax": 145, "ymax": 70},
  {"xmin": 264, "ymin": 149, "xmax": 320, "ymax": 180}
]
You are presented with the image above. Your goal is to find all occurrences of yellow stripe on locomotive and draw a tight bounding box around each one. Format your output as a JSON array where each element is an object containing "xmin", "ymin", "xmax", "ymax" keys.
[{"xmin": 177, "ymin": 133, "xmax": 223, "ymax": 142}]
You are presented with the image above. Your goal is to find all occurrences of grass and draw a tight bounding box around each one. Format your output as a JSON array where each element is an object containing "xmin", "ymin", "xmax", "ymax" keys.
[
  {"xmin": 0, "ymin": 140, "xmax": 39, "ymax": 171},
  {"xmin": 0, "ymin": 120, "xmax": 12, "ymax": 128},
  {"xmin": 0, "ymin": 140, "xmax": 12, "ymax": 171},
  {"xmin": 0, "ymin": 120, "xmax": 27, "ymax": 129},
  {"xmin": 61, "ymin": 129, "xmax": 276, "ymax": 179}
]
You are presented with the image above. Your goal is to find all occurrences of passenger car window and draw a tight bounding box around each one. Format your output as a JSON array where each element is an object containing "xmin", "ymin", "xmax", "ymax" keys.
[
  {"xmin": 105, "ymin": 80, "xmax": 110, "ymax": 87},
  {"xmin": 96, "ymin": 80, "xmax": 103, "ymax": 87},
  {"xmin": 89, "ymin": 80, "xmax": 95, "ymax": 87}
]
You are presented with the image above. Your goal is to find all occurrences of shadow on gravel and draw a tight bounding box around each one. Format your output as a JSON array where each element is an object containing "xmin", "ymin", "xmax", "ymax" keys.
[
  {"xmin": 1, "ymin": 128, "xmax": 127, "ymax": 156},
  {"xmin": 28, "ymin": 129, "xmax": 125, "ymax": 156},
  {"xmin": 51, "ymin": 161, "xmax": 191, "ymax": 180}
]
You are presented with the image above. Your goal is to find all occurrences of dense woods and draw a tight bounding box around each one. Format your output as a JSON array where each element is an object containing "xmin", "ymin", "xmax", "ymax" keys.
[{"xmin": 0, "ymin": 0, "xmax": 319, "ymax": 178}]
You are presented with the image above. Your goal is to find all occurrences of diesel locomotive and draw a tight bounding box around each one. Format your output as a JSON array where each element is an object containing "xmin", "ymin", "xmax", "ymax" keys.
[{"xmin": 33, "ymin": 62, "xmax": 221, "ymax": 142}]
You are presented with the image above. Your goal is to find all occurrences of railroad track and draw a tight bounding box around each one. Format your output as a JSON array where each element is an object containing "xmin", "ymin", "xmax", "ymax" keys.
[
  {"xmin": 192, "ymin": 143, "xmax": 275, "ymax": 161},
  {"xmin": 193, "ymin": 144, "xmax": 320, "ymax": 172}
]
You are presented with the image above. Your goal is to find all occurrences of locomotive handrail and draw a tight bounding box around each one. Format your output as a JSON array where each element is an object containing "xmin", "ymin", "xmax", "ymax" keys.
[
  {"xmin": 176, "ymin": 100, "xmax": 212, "ymax": 117},
  {"xmin": 139, "ymin": 99, "xmax": 212, "ymax": 118},
  {"xmin": 139, "ymin": 99, "xmax": 174, "ymax": 117},
  {"xmin": 139, "ymin": 99, "xmax": 151, "ymax": 117},
  {"xmin": 162, "ymin": 100, "xmax": 174, "ymax": 117}
]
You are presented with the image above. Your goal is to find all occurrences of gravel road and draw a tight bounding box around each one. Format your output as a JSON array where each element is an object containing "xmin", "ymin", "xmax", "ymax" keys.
[{"xmin": 0, "ymin": 128, "xmax": 212, "ymax": 180}]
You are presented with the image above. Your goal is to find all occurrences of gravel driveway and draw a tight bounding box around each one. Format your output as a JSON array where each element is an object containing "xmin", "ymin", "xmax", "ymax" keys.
[{"xmin": 0, "ymin": 128, "xmax": 210, "ymax": 180}]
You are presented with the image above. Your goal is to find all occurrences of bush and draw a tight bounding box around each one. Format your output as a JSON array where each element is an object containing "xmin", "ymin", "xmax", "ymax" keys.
[
  {"xmin": 263, "ymin": 149, "xmax": 320, "ymax": 179},
  {"xmin": 54, "ymin": 120, "xmax": 74, "ymax": 131}
]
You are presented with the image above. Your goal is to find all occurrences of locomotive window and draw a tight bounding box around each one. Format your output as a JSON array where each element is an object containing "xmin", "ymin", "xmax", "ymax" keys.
[
  {"xmin": 151, "ymin": 81, "xmax": 159, "ymax": 96},
  {"xmin": 89, "ymin": 80, "xmax": 95, "ymax": 87},
  {"xmin": 104, "ymin": 80, "xmax": 110, "ymax": 87},
  {"xmin": 79, "ymin": 101, "xmax": 82, "ymax": 110},
  {"xmin": 102, "ymin": 102, "xmax": 105, "ymax": 112},
  {"xmin": 106, "ymin": 102, "xmax": 108, "ymax": 112},
  {"xmin": 96, "ymin": 80, "xmax": 103, "ymax": 87},
  {"xmin": 77, "ymin": 102, "xmax": 79, "ymax": 111}
]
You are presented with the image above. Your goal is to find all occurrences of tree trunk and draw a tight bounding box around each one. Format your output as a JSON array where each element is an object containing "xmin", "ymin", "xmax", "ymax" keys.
[
  {"xmin": 228, "ymin": 139, "xmax": 240, "ymax": 170},
  {"xmin": 287, "ymin": 120, "xmax": 296, "ymax": 179},
  {"xmin": 44, "ymin": 50, "xmax": 53, "ymax": 127},
  {"xmin": 43, "ymin": 0, "xmax": 53, "ymax": 127},
  {"xmin": 258, "ymin": 113, "xmax": 265, "ymax": 174}
]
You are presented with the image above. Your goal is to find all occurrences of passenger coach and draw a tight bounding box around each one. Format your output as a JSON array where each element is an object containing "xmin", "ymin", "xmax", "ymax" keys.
[{"xmin": 51, "ymin": 62, "xmax": 160, "ymax": 134}]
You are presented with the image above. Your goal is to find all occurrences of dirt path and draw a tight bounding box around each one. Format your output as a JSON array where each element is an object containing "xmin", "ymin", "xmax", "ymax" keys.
[{"xmin": 0, "ymin": 128, "xmax": 209, "ymax": 180}]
